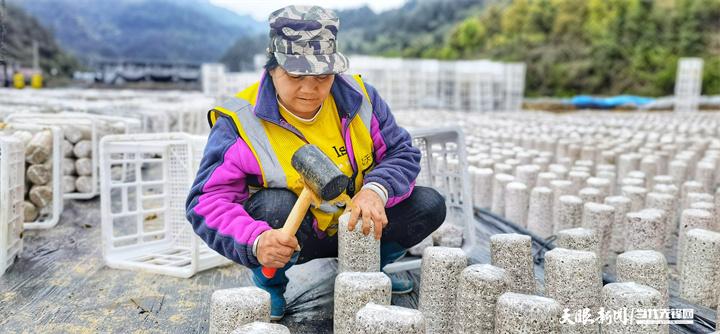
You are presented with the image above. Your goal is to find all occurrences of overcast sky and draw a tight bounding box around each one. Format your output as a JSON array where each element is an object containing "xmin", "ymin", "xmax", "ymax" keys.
[{"xmin": 210, "ymin": 0, "xmax": 407, "ymax": 21}]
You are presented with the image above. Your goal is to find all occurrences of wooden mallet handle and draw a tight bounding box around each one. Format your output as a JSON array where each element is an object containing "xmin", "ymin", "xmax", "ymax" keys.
[{"xmin": 261, "ymin": 187, "xmax": 316, "ymax": 279}]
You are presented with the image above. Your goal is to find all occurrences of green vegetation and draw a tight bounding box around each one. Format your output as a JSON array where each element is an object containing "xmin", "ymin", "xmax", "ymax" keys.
[
  {"xmin": 434, "ymin": 0, "xmax": 720, "ymax": 96},
  {"xmin": 1, "ymin": 4, "xmax": 79, "ymax": 80},
  {"xmin": 337, "ymin": 0, "xmax": 487, "ymax": 58}
]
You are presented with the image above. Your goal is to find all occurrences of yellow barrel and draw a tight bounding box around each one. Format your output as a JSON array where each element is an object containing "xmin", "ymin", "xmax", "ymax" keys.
[
  {"xmin": 13, "ymin": 73, "xmax": 25, "ymax": 89},
  {"xmin": 31, "ymin": 73, "xmax": 43, "ymax": 89}
]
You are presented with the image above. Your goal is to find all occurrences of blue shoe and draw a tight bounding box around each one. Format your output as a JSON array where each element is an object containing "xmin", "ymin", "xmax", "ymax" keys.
[
  {"xmin": 387, "ymin": 273, "xmax": 415, "ymax": 294},
  {"xmin": 380, "ymin": 242, "xmax": 415, "ymax": 294},
  {"xmin": 251, "ymin": 273, "xmax": 287, "ymax": 320},
  {"xmin": 249, "ymin": 252, "xmax": 299, "ymax": 321}
]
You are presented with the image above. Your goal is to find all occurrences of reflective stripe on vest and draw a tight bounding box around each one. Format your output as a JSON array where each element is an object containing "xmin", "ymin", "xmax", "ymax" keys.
[{"xmin": 211, "ymin": 97, "xmax": 287, "ymax": 188}]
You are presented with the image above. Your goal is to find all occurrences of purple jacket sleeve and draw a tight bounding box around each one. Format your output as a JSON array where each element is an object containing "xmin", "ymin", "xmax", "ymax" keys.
[
  {"xmin": 185, "ymin": 115, "xmax": 271, "ymax": 267},
  {"xmin": 362, "ymin": 81, "xmax": 422, "ymax": 207}
]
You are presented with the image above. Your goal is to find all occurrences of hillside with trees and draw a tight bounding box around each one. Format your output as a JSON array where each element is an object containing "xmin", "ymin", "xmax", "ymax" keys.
[{"xmin": 1, "ymin": 4, "xmax": 79, "ymax": 80}]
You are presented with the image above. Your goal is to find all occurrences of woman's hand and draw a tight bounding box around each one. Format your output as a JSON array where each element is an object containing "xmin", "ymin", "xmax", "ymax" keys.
[
  {"xmin": 347, "ymin": 188, "xmax": 388, "ymax": 240},
  {"xmin": 256, "ymin": 230, "xmax": 299, "ymax": 268}
]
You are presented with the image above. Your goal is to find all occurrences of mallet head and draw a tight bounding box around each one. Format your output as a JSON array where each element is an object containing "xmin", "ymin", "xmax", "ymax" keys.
[{"xmin": 291, "ymin": 144, "xmax": 350, "ymax": 201}]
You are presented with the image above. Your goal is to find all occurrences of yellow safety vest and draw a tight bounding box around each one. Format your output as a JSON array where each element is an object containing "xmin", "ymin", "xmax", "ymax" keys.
[{"xmin": 208, "ymin": 74, "xmax": 376, "ymax": 235}]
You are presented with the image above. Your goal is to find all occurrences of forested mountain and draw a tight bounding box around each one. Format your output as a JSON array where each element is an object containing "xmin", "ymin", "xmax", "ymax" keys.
[
  {"xmin": 12, "ymin": 0, "xmax": 264, "ymax": 63},
  {"xmin": 2, "ymin": 4, "xmax": 78, "ymax": 77}
]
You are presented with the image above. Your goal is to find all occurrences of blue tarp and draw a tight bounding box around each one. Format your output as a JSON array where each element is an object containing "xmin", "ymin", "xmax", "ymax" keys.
[{"xmin": 569, "ymin": 95, "xmax": 655, "ymax": 109}]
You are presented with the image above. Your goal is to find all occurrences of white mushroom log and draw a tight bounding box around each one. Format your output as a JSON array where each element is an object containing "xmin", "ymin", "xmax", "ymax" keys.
[
  {"xmin": 63, "ymin": 175, "xmax": 77, "ymax": 193},
  {"xmin": 62, "ymin": 139, "xmax": 74, "ymax": 158},
  {"xmin": 29, "ymin": 185, "xmax": 53, "ymax": 208},
  {"xmin": 24, "ymin": 201, "xmax": 39, "ymax": 222},
  {"xmin": 12, "ymin": 130, "xmax": 33, "ymax": 146},
  {"xmin": 27, "ymin": 164, "xmax": 51, "ymax": 185},
  {"xmin": 73, "ymin": 140, "xmax": 93, "ymax": 159},
  {"xmin": 75, "ymin": 176, "xmax": 94, "ymax": 193},
  {"xmin": 63, "ymin": 158, "xmax": 76, "ymax": 175},
  {"xmin": 75, "ymin": 158, "xmax": 93, "ymax": 176},
  {"xmin": 26, "ymin": 130, "xmax": 53, "ymax": 164},
  {"xmin": 63, "ymin": 125, "xmax": 91, "ymax": 144}
]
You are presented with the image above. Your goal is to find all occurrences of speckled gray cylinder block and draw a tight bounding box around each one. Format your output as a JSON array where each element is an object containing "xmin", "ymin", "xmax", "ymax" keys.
[
  {"xmin": 569, "ymin": 171, "xmax": 590, "ymax": 194},
  {"xmin": 716, "ymin": 187, "xmax": 720, "ymax": 232},
  {"xmin": 537, "ymin": 172, "xmax": 558, "ymax": 188},
  {"xmin": 625, "ymin": 209, "xmax": 666, "ymax": 252},
  {"xmin": 454, "ymin": 264, "xmax": 510, "ymax": 334},
  {"xmin": 551, "ymin": 180, "xmax": 574, "ymax": 229},
  {"xmin": 690, "ymin": 201, "xmax": 715, "ymax": 213},
  {"xmin": 627, "ymin": 170, "xmax": 646, "ymax": 184},
  {"xmin": 334, "ymin": 272, "xmax": 392, "ymax": 334},
  {"xmin": 587, "ymin": 177, "xmax": 611, "ymax": 198},
  {"xmin": 622, "ymin": 185, "xmax": 647, "ymax": 212},
  {"xmin": 653, "ymin": 183, "xmax": 679, "ymax": 197},
  {"xmin": 491, "ymin": 233, "xmax": 536, "ymax": 294},
  {"xmin": 679, "ymin": 228, "xmax": 720, "ymax": 308},
  {"xmin": 621, "ymin": 177, "xmax": 645, "ymax": 187},
  {"xmin": 653, "ymin": 175, "xmax": 674, "ymax": 187},
  {"xmin": 669, "ymin": 160, "xmax": 688, "ymax": 187},
  {"xmin": 472, "ymin": 167, "xmax": 494, "ymax": 209},
  {"xmin": 646, "ymin": 192, "xmax": 678, "ymax": 248},
  {"xmin": 545, "ymin": 248, "xmax": 601, "ymax": 334},
  {"xmin": 681, "ymin": 181, "xmax": 704, "ymax": 208},
  {"xmin": 695, "ymin": 161, "xmax": 715, "ymax": 193},
  {"xmin": 338, "ymin": 213, "xmax": 380, "ymax": 273},
  {"xmin": 581, "ymin": 202, "xmax": 615, "ymax": 265},
  {"xmin": 494, "ymin": 292, "xmax": 562, "ymax": 334},
  {"xmin": 616, "ymin": 250, "xmax": 669, "ymax": 307},
  {"xmin": 554, "ymin": 195, "xmax": 583, "ymax": 234},
  {"xmin": 492, "ymin": 173, "xmax": 515, "ymax": 216},
  {"xmin": 641, "ymin": 156, "xmax": 658, "ymax": 188},
  {"xmin": 579, "ymin": 187, "xmax": 603, "ymax": 204},
  {"xmin": 684, "ymin": 192, "xmax": 714, "ymax": 211},
  {"xmin": 605, "ymin": 196, "xmax": 632, "ymax": 253},
  {"xmin": 419, "ymin": 246, "xmax": 467, "ymax": 334},
  {"xmin": 527, "ymin": 186, "xmax": 554, "ymax": 238},
  {"xmin": 618, "ymin": 154, "xmax": 640, "ymax": 181},
  {"xmin": 690, "ymin": 202, "xmax": 716, "ymax": 233},
  {"xmin": 495, "ymin": 162, "xmax": 513, "ymax": 175},
  {"xmin": 677, "ymin": 208, "xmax": 713, "ymax": 273},
  {"xmin": 505, "ymin": 182, "xmax": 529, "ymax": 227},
  {"xmin": 602, "ymin": 282, "xmax": 666, "ymax": 333},
  {"xmin": 210, "ymin": 287, "xmax": 270, "ymax": 334},
  {"xmin": 516, "ymin": 164, "xmax": 540, "ymax": 190},
  {"xmin": 556, "ymin": 228, "xmax": 600, "ymax": 257},
  {"xmin": 550, "ymin": 164, "xmax": 569, "ymax": 180},
  {"xmin": 231, "ymin": 322, "xmax": 290, "ymax": 334},
  {"xmin": 355, "ymin": 303, "xmax": 426, "ymax": 334}
]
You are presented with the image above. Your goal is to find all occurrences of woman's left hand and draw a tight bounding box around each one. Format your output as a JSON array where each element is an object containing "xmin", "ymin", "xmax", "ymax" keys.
[{"xmin": 346, "ymin": 188, "xmax": 388, "ymax": 240}]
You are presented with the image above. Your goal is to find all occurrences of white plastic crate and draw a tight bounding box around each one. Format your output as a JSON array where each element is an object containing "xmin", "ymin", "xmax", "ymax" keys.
[
  {"xmin": 2, "ymin": 124, "xmax": 64, "ymax": 229},
  {"xmin": 6, "ymin": 113, "xmax": 112, "ymax": 199},
  {"xmin": 64, "ymin": 112, "xmax": 143, "ymax": 135},
  {"xmin": 410, "ymin": 127, "xmax": 474, "ymax": 247},
  {"xmin": 0, "ymin": 135, "xmax": 25, "ymax": 275},
  {"xmin": 674, "ymin": 58, "xmax": 704, "ymax": 113},
  {"xmin": 99, "ymin": 132, "xmax": 230, "ymax": 278}
]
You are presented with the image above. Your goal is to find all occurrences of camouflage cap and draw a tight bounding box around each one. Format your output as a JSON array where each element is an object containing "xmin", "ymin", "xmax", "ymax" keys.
[{"xmin": 268, "ymin": 5, "xmax": 349, "ymax": 75}]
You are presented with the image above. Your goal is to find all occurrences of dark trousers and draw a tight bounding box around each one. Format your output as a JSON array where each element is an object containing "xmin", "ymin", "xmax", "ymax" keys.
[{"xmin": 244, "ymin": 186, "xmax": 446, "ymax": 266}]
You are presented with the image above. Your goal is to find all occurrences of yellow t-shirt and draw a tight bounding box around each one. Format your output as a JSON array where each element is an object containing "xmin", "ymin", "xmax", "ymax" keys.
[{"xmin": 278, "ymin": 95, "xmax": 352, "ymax": 227}]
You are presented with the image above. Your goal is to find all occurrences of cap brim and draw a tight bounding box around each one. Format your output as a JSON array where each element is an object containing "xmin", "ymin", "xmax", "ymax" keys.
[{"xmin": 274, "ymin": 52, "xmax": 349, "ymax": 75}]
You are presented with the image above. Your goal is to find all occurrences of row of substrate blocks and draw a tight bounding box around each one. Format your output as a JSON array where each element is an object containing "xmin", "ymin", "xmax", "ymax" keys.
[{"xmin": 209, "ymin": 212, "xmax": 720, "ymax": 333}]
